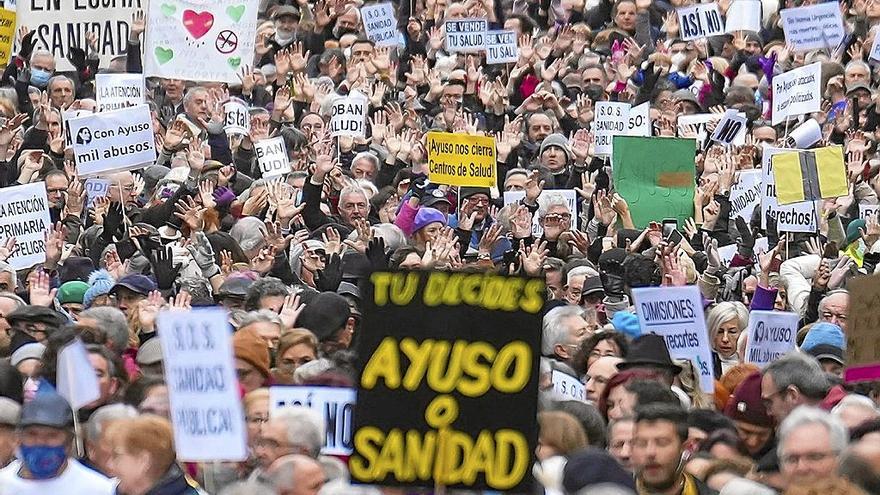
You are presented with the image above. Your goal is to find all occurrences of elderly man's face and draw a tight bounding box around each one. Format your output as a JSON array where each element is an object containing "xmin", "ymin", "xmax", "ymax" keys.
[
  {"xmin": 45, "ymin": 174, "xmax": 69, "ymax": 209},
  {"xmin": 527, "ymin": 114, "xmax": 553, "ymax": 143},
  {"xmin": 846, "ymin": 66, "xmax": 870, "ymax": 86},
  {"xmin": 780, "ymin": 422, "xmax": 839, "ymax": 486},
  {"xmin": 184, "ymin": 89, "xmax": 210, "ymax": 122},
  {"xmin": 820, "ymin": 292, "xmax": 849, "ymax": 332},
  {"xmin": 49, "ymin": 79, "xmax": 74, "ymax": 108},
  {"xmin": 351, "ymin": 157, "xmax": 377, "ymax": 181},
  {"xmin": 339, "ymin": 191, "xmax": 368, "ymax": 224},
  {"xmin": 504, "ymin": 173, "xmax": 528, "ymax": 191}
]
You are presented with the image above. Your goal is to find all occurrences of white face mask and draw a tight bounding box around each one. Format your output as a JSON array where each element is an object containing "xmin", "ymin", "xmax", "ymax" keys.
[{"xmin": 670, "ymin": 52, "xmax": 687, "ymax": 71}]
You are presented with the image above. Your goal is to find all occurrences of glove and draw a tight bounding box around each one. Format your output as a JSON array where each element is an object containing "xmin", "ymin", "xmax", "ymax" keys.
[
  {"xmin": 365, "ymin": 237, "xmax": 388, "ymax": 271},
  {"xmin": 186, "ymin": 232, "xmax": 220, "ymax": 278},
  {"xmin": 101, "ymin": 203, "xmax": 124, "ymax": 242},
  {"xmin": 735, "ymin": 217, "xmax": 755, "ymax": 259},
  {"xmin": 409, "ymin": 175, "xmax": 429, "ymax": 200},
  {"xmin": 17, "ymin": 31, "xmax": 37, "ymax": 63},
  {"xmin": 598, "ymin": 249, "xmax": 627, "ymax": 298},
  {"xmin": 315, "ymin": 253, "xmax": 343, "ymax": 292},
  {"xmin": 213, "ymin": 186, "xmax": 236, "ymax": 207},
  {"xmin": 67, "ymin": 46, "xmax": 86, "ymax": 73},
  {"xmin": 149, "ymin": 245, "xmax": 183, "ymax": 290}
]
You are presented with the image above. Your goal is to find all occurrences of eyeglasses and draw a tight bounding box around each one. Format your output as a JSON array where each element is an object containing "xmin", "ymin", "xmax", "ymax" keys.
[
  {"xmin": 780, "ymin": 451, "xmax": 838, "ymax": 466},
  {"xmin": 467, "ymin": 197, "xmax": 489, "ymax": 205},
  {"xmin": 543, "ymin": 213, "xmax": 571, "ymax": 224}
]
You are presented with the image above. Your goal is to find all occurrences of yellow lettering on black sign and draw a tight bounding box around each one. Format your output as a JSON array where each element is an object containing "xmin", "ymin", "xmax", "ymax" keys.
[
  {"xmin": 353, "ymin": 335, "xmax": 534, "ymax": 490},
  {"xmin": 370, "ymin": 271, "xmax": 545, "ymax": 314},
  {"xmin": 426, "ymin": 131, "xmax": 496, "ymax": 188}
]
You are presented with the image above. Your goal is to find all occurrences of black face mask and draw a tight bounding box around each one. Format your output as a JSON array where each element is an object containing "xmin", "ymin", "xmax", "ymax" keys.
[{"xmin": 9, "ymin": 330, "xmax": 36, "ymax": 353}]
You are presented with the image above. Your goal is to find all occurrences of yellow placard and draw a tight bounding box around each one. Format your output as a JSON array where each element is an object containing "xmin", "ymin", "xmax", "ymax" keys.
[
  {"xmin": 0, "ymin": 9, "xmax": 14, "ymax": 68},
  {"xmin": 814, "ymin": 145, "xmax": 848, "ymax": 200},
  {"xmin": 772, "ymin": 150, "xmax": 805, "ymax": 205},
  {"xmin": 426, "ymin": 131, "xmax": 496, "ymax": 188}
]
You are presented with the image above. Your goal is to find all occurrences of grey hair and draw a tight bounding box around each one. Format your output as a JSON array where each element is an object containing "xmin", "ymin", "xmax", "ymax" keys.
[
  {"xmin": 705, "ymin": 301, "xmax": 749, "ymax": 340},
  {"xmin": 29, "ymin": 49, "xmax": 54, "ymax": 65},
  {"xmin": 763, "ymin": 352, "xmax": 829, "ymax": 401},
  {"xmin": 777, "ymin": 406, "xmax": 848, "ymax": 460},
  {"xmin": 182, "ymin": 86, "xmax": 208, "ymax": 106},
  {"xmin": 79, "ymin": 307, "xmax": 130, "ymax": 355},
  {"xmin": 356, "ymin": 178, "xmax": 378, "ymax": 199},
  {"xmin": 218, "ymin": 481, "xmax": 275, "ymax": 495},
  {"xmin": 541, "ymin": 305, "xmax": 584, "ymax": 356},
  {"xmin": 566, "ymin": 265, "xmax": 598, "ymax": 287},
  {"xmin": 831, "ymin": 394, "xmax": 879, "ymax": 418},
  {"xmin": 293, "ymin": 358, "xmax": 334, "ymax": 384},
  {"xmin": 845, "ymin": 60, "xmax": 871, "ymax": 75},
  {"xmin": 339, "ymin": 186, "xmax": 370, "ymax": 212},
  {"xmin": 0, "ymin": 291, "xmax": 24, "ymax": 307},
  {"xmin": 318, "ymin": 455, "xmax": 349, "ymax": 482},
  {"xmin": 319, "ymin": 480, "xmax": 383, "ymax": 495},
  {"xmin": 351, "ymin": 151, "xmax": 380, "ymax": 173},
  {"xmin": 537, "ymin": 193, "xmax": 569, "ymax": 219},
  {"xmin": 818, "ymin": 289, "xmax": 848, "ymax": 315},
  {"xmin": 273, "ymin": 406, "xmax": 325, "ymax": 458},
  {"xmin": 47, "ymin": 75, "xmax": 74, "ymax": 92},
  {"xmin": 238, "ymin": 309, "xmax": 283, "ymax": 329},
  {"xmin": 85, "ymin": 404, "xmax": 138, "ymax": 442},
  {"xmin": 0, "ymin": 262, "xmax": 18, "ymax": 290}
]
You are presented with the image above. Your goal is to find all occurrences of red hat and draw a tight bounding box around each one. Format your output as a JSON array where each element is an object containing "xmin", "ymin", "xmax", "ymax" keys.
[{"xmin": 723, "ymin": 372, "xmax": 774, "ymax": 428}]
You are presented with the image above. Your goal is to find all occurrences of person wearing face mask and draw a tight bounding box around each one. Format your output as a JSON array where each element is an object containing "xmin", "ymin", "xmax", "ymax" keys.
[
  {"xmin": 257, "ymin": 5, "xmax": 301, "ymax": 68},
  {"xmin": 0, "ymin": 390, "xmax": 114, "ymax": 494},
  {"xmin": 27, "ymin": 50, "xmax": 56, "ymax": 89}
]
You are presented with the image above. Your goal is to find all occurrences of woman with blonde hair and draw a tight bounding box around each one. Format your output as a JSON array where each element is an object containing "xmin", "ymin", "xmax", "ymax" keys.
[{"xmin": 105, "ymin": 415, "xmax": 205, "ymax": 494}]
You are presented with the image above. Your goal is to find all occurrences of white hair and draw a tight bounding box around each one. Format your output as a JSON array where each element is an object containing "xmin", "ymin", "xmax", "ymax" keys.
[
  {"xmin": 705, "ymin": 301, "xmax": 749, "ymax": 340},
  {"xmin": 541, "ymin": 305, "xmax": 584, "ymax": 356},
  {"xmin": 566, "ymin": 265, "xmax": 598, "ymax": 287},
  {"xmin": 778, "ymin": 406, "xmax": 848, "ymax": 460},
  {"xmin": 537, "ymin": 193, "xmax": 569, "ymax": 219},
  {"xmin": 273, "ymin": 406, "xmax": 325, "ymax": 458},
  {"xmin": 85, "ymin": 404, "xmax": 138, "ymax": 442},
  {"xmin": 831, "ymin": 394, "xmax": 880, "ymax": 418}
]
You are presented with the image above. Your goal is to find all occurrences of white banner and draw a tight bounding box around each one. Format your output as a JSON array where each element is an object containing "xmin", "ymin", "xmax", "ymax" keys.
[
  {"xmin": 62, "ymin": 108, "xmax": 93, "ymax": 147},
  {"xmin": 0, "ymin": 182, "xmax": 51, "ymax": 270},
  {"xmin": 677, "ymin": 3, "xmax": 724, "ymax": 41},
  {"xmin": 551, "ymin": 369, "xmax": 585, "ymax": 402},
  {"xmin": 729, "ymin": 169, "xmax": 762, "ymax": 221},
  {"xmin": 95, "ymin": 73, "xmax": 145, "ymax": 113},
  {"xmin": 503, "ymin": 189, "xmax": 577, "ymax": 237},
  {"xmin": 269, "ymin": 386, "xmax": 356, "ymax": 456},
  {"xmin": 594, "ymin": 101, "xmax": 630, "ymax": 156},
  {"xmin": 860, "ymin": 203, "xmax": 879, "ymax": 220},
  {"xmin": 678, "ymin": 112, "xmax": 747, "ymax": 147},
  {"xmin": 761, "ymin": 147, "xmax": 818, "ymax": 233},
  {"xmin": 68, "ymin": 104, "xmax": 156, "ymax": 177},
  {"xmin": 17, "ymin": 0, "xmax": 141, "ymax": 72},
  {"xmin": 725, "ymin": 0, "xmax": 762, "ymax": 33},
  {"xmin": 84, "ymin": 178, "xmax": 110, "ymax": 207},
  {"xmin": 254, "ymin": 136, "xmax": 290, "ymax": 178},
  {"xmin": 772, "ymin": 62, "xmax": 821, "ymax": 125},
  {"xmin": 632, "ymin": 285, "xmax": 714, "ymax": 393},
  {"xmin": 144, "ymin": 0, "xmax": 259, "ymax": 83},
  {"xmin": 871, "ymin": 34, "xmax": 880, "ymax": 62},
  {"xmin": 444, "ymin": 18, "xmax": 486, "ymax": 53},
  {"xmin": 223, "ymin": 100, "xmax": 250, "ymax": 136},
  {"xmin": 329, "ymin": 91, "xmax": 367, "ymax": 138},
  {"xmin": 780, "ymin": 3, "xmax": 845, "ymax": 52},
  {"xmin": 361, "ymin": 2, "xmax": 401, "ymax": 47},
  {"xmin": 745, "ymin": 311, "xmax": 800, "ymax": 367},
  {"xmin": 627, "ymin": 101, "xmax": 651, "ymax": 137},
  {"xmin": 159, "ymin": 308, "xmax": 247, "ymax": 462},
  {"xmin": 710, "ymin": 109, "xmax": 748, "ymax": 145},
  {"xmin": 56, "ymin": 338, "xmax": 100, "ymax": 409},
  {"xmin": 485, "ymin": 29, "xmax": 518, "ymax": 64}
]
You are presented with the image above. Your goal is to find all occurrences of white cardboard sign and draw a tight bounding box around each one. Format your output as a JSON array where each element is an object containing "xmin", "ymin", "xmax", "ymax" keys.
[
  {"xmin": 68, "ymin": 104, "xmax": 156, "ymax": 177},
  {"xmin": 710, "ymin": 109, "xmax": 748, "ymax": 145},
  {"xmin": 0, "ymin": 182, "xmax": 51, "ymax": 270},
  {"xmin": 269, "ymin": 386, "xmax": 356, "ymax": 456},
  {"xmin": 745, "ymin": 311, "xmax": 800, "ymax": 367},
  {"xmin": 678, "ymin": 112, "xmax": 747, "ymax": 147},
  {"xmin": 677, "ymin": 3, "xmax": 724, "ymax": 41},
  {"xmin": 57, "ymin": 338, "xmax": 101, "ymax": 410},
  {"xmin": 254, "ymin": 136, "xmax": 290, "ymax": 178},
  {"xmin": 859, "ymin": 203, "xmax": 879, "ymax": 220},
  {"xmin": 485, "ymin": 30, "xmax": 518, "ymax": 64},
  {"xmin": 361, "ymin": 3, "xmax": 402, "ymax": 47},
  {"xmin": 551, "ymin": 370, "xmax": 585, "ymax": 402},
  {"xmin": 593, "ymin": 101, "xmax": 630, "ymax": 156},
  {"xmin": 761, "ymin": 147, "xmax": 818, "ymax": 233},
  {"xmin": 725, "ymin": 0, "xmax": 762, "ymax": 33},
  {"xmin": 84, "ymin": 178, "xmax": 110, "ymax": 207},
  {"xmin": 329, "ymin": 91, "xmax": 368, "ymax": 138},
  {"xmin": 95, "ymin": 73, "xmax": 145, "ymax": 113},
  {"xmin": 780, "ymin": 3, "xmax": 845, "ymax": 52},
  {"xmin": 627, "ymin": 101, "xmax": 651, "ymax": 137},
  {"xmin": 729, "ymin": 169, "xmax": 762, "ymax": 222},
  {"xmin": 17, "ymin": 0, "xmax": 140, "ymax": 72},
  {"xmin": 771, "ymin": 62, "xmax": 821, "ymax": 125},
  {"xmin": 223, "ymin": 100, "xmax": 250, "ymax": 136},
  {"xmin": 144, "ymin": 0, "xmax": 259, "ymax": 83},
  {"xmin": 158, "ymin": 308, "xmax": 247, "ymax": 462},
  {"xmin": 632, "ymin": 285, "xmax": 715, "ymax": 393},
  {"xmin": 444, "ymin": 18, "xmax": 487, "ymax": 53}
]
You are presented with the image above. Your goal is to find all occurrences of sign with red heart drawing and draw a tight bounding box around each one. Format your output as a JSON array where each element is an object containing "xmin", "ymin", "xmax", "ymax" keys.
[{"xmin": 145, "ymin": 0, "xmax": 258, "ymax": 83}]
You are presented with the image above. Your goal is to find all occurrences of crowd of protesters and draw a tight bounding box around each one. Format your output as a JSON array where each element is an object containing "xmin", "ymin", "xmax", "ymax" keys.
[{"xmin": 0, "ymin": 0, "xmax": 878, "ymax": 493}]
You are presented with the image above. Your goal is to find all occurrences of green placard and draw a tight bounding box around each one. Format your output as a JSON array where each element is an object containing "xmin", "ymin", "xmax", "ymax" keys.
[{"xmin": 612, "ymin": 136, "xmax": 697, "ymax": 229}]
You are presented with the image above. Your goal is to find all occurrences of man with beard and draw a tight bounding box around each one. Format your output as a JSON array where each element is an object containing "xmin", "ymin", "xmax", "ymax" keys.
[{"xmin": 632, "ymin": 403, "xmax": 716, "ymax": 495}]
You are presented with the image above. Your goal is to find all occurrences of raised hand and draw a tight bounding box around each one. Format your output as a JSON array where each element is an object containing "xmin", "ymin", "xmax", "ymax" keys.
[{"xmin": 28, "ymin": 270, "xmax": 57, "ymax": 307}]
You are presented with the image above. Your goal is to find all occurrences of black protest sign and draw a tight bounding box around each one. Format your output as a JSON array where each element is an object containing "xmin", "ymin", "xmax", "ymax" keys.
[{"xmin": 349, "ymin": 271, "xmax": 544, "ymax": 492}]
